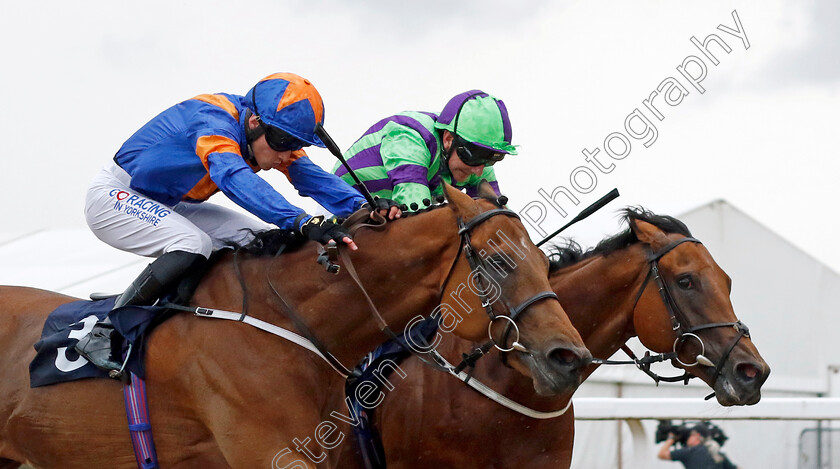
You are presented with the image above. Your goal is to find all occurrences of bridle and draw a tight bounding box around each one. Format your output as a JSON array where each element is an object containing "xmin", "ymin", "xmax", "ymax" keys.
[
  {"xmin": 455, "ymin": 209, "xmax": 560, "ymax": 353},
  {"xmin": 601, "ymin": 236, "xmax": 751, "ymax": 391}
]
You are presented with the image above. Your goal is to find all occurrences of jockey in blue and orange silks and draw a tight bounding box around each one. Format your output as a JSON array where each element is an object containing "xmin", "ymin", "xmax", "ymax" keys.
[{"xmin": 77, "ymin": 73, "xmax": 399, "ymax": 371}]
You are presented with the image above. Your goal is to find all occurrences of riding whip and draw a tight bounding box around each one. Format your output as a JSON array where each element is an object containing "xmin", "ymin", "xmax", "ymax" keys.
[
  {"xmin": 314, "ymin": 123, "xmax": 377, "ymax": 207},
  {"xmin": 536, "ymin": 188, "xmax": 620, "ymax": 247}
]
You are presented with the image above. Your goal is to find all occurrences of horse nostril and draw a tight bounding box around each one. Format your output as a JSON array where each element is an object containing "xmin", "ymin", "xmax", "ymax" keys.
[
  {"xmin": 548, "ymin": 348, "xmax": 591, "ymax": 370},
  {"xmin": 550, "ymin": 348, "xmax": 578, "ymax": 365},
  {"xmin": 736, "ymin": 362, "xmax": 761, "ymax": 382}
]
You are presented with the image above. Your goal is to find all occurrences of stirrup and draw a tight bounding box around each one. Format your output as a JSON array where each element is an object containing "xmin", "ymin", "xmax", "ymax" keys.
[{"xmin": 108, "ymin": 343, "xmax": 133, "ymax": 381}]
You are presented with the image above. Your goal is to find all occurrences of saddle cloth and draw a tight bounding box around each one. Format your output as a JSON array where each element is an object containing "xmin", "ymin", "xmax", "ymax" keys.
[{"xmin": 29, "ymin": 297, "xmax": 164, "ymax": 388}]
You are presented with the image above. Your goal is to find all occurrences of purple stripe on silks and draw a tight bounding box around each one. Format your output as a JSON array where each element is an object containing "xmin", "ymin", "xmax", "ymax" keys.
[
  {"xmin": 352, "ymin": 114, "xmax": 440, "ymax": 166},
  {"xmin": 357, "ymin": 178, "xmax": 394, "ymax": 194},
  {"xmin": 338, "ymin": 145, "xmax": 384, "ymax": 176},
  {"xmin": 494, "ymin": 98, "xmax": 513, "ymax": 144},
  {"xmin": 387, "ymin": 116, "xmax": 439, "ymax": 164},
  {"xmin": 429, "ymin": 173, "xmax": 442, "ymax": 190},
  {"xmin": 362, "ymin": 115, "xmax": 401, "ymax": 136},
  {"xmin": 387, "ymin": 164, "xmax": 431, "ymax": 186},
  {"xmin": 490, "ymin": 180, "xmax": 501, "ymax": 195},
  {"xmin": 464, "ymin": 180, "xmax": 501, "ymax": 198},
  {"xmin": 438, "ymin": 90, "xmax": 488, "ymax": 126},
  {"xmin": 472, "ymin": 141, "xmax": 507, "ymax": 153}
]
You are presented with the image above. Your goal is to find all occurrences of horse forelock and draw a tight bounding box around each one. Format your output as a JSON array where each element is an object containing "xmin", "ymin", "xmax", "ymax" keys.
[{"xmin": 548, "ymin": 206, "xmax": 693, "ymax": 272}]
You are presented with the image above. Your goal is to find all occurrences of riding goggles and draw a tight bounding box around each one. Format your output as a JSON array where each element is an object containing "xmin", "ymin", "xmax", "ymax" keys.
[
  {"xmin": 260, "ymin": 121, "xmax": 309, "ymax": 152},
  {"xmin": 453, "ymin": 136, "xmax": 506, "ymax": 167}
]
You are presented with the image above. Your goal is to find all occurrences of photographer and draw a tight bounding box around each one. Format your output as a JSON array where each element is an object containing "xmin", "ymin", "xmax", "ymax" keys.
[{"xmin": 657, "ymin": 424, "xmax": 739, "ymax": 469}]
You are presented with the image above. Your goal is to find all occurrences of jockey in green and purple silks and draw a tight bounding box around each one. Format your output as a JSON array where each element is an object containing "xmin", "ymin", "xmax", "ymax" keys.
[{"xmin": 333, "ymin": 90, "xmax": 517, "ymax": 210}]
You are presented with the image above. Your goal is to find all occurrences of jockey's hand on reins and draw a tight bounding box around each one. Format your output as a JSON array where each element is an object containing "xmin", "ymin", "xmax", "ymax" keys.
[
  {"xmin": 300, "ymin": 215, "xmax": 357, "ymax": 250},
  {"xmin": 363, "ymin": 196, "xmax": 401, "ymax": 221}
]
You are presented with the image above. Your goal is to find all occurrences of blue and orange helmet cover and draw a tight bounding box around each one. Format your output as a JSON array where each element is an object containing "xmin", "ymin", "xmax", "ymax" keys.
[{"xmin": 248, "ymin": 72, "xmax": 326, "ymax": 147}]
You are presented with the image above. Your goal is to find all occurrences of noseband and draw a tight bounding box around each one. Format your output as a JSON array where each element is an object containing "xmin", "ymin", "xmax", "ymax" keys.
[{"xmin": 629, "ymin": 236, "xmax": 751, "ymax": 387}]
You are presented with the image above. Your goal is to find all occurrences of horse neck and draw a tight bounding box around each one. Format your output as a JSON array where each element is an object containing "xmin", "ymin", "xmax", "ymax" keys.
[
  {"xmin": 550, "ymin": 243, "xmax": 649, "ymax": 365},
  {"xmin": 193, "ymin": 209, "xmax": 460, "ymax": 366}
]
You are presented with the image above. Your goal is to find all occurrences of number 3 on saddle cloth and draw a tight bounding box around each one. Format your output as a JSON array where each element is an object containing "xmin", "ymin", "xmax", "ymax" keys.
[{"xmin": 29, "ymin": 296, "xmax": 166, "ymax": 388}]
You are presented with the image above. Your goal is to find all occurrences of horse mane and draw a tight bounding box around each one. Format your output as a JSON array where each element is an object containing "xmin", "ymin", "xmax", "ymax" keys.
[
  {"xmin": 229, "ymin": 204, "xmax": 452, "ymax": 257},
  {"xmin": 230, "ymin": 229, "xmax": 308, "ymax": 257},
  {"xmin": 548, "ymin": 207, "xmax": 692, "ymax": 273}
]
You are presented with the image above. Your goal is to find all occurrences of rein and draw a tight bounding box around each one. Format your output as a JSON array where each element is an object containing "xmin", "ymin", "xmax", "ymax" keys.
[{"xmin": 593, "ymin": 236, "xmax": 751, "ymax": 395}]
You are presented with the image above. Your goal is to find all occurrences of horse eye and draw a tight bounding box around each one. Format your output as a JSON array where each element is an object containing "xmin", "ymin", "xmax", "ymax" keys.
[
  {"xmin": 677, "ymin": 275, "xmax": 693, "ymax": 290},
  {"xmin": 487, "ymin": 256, "xmax": 511, "ymax": 273}
]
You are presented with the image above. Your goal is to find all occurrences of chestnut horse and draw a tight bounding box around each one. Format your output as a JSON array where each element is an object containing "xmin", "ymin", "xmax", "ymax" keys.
[
  {"xmin": 0, "ymin": 184, "xmax": 590, "ymax": 469},
  {"xmin": 338, "ymin": 208, "xmax": 770, "ymax": 469}
]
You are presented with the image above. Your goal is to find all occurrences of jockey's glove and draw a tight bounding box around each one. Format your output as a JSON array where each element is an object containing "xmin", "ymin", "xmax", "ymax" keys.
[
  {"xmin": 299, "ymin": 215, "xmax": 352, "ymax": 245},
  {"xmin": 362, "ymin": 196, "xmax": 400, "ymax": 213}
]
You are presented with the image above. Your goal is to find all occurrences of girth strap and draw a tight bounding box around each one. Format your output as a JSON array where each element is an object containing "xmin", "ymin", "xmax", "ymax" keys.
[{"xmin": 123, "ymin": 372, "xmax": 159, "ymax": 469}]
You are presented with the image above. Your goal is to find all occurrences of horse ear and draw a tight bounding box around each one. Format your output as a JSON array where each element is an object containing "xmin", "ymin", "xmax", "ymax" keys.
[
  {"xmin": 477, "ymin": 179, "xmax": 496, "ymax": 200},
  {"xmin": 630, "ymin": 219, "xmax": 670, "ymax": 249},
  {"xmin": 443, "ymin": 182, "xmax": 478, "ymax": 217}
]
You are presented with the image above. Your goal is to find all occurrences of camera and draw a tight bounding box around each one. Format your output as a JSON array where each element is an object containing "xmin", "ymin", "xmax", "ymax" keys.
[
  {"xmin": 656, "ymin": 420, "xmax": 690, "ymax": 445},
  {"xmin": 655, "ymin": 420, "xmax": 729, "ymax": 447}
]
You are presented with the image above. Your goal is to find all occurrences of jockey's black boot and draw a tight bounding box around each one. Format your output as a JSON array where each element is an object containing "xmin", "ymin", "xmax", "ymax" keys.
[{"xmin": 74, "ymin": 250, "xmax": 206, "ymax": 373}]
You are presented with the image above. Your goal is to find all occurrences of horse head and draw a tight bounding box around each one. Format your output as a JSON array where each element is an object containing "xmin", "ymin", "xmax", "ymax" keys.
[
  {"xmin": 439, "ymin": 182, "xmax": 591, "ymax": 396},
  {"xmin": 629, "ymin": 213, "xmax": 769, "ymax": 405}
]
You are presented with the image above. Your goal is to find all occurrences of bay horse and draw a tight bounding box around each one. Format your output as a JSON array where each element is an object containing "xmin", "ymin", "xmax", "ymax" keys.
[
  {"xmin": 0, "ymin": 183, "xmax": 590, "ymax": 469},
  {"xmin": 338, "ymin": 207, "xmax": 770, "ymax": 469}
]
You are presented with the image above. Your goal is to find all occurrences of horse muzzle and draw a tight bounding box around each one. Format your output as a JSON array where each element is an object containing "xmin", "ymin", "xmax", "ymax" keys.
[
  {"xmin": 711, "ymin": 357, "xmax": 769, "ymax": 406},
  {"xmin": 522, "ymin": 341, "xmax": 592, "ymax": 396}
]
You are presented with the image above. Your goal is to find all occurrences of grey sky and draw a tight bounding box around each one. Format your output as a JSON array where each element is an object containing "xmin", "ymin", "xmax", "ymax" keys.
[{"xmin": 1, "ymin": 0, "xmax": 838, "ymax": 273}]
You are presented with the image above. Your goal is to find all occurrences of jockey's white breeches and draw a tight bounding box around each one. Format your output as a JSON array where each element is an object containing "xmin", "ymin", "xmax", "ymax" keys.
[{"xmin": 84, "ymin": 163, "xmax": 269, "ymax": 259}]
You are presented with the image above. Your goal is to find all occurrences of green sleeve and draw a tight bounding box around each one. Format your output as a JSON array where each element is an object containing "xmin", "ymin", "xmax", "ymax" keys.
[{"xmin": 380, "ymin": 124, "xmax": 434, "ymax": 208}]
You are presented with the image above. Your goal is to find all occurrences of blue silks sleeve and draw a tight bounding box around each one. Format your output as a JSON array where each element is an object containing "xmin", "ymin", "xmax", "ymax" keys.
[
  {"xmin": 285, "ymin": 156, "xmax": 367, "ymax": 217},
  {"xmin": 207, "ymin": 153, "xmax": 306, "ymax": 230}
]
